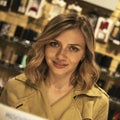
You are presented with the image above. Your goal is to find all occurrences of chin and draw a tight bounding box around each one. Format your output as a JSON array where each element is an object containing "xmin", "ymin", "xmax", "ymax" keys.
[{"xmin": 51, "ymin": 70, "xmax": 67, "ymax": 76}]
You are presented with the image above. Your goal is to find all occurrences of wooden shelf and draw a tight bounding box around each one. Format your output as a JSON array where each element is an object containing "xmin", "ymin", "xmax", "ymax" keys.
[
  {"xmin": 0, "ymin": 38, "xmax": 30, "ymax": 55},
  {"xmin": 0, "ymin": 61, "xmax": 21, "ymax": 77},
  {"xmin": 0, "ymin": 11, "xmax": 28, "ymax": 27},
  {"xmin": 95, "ymin": 41, "xmax": 120, "ymax": 61}
]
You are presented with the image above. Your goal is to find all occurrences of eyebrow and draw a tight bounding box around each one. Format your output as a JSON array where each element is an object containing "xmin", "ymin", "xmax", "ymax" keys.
[{"xmin": 53, "ymin": 38, "xmax": 83, "ymax": 48}]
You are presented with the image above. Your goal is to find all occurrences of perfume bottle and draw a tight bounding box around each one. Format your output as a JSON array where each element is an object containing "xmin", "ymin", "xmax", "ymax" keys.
[
  {"xmin": 20, "ymin": 54, "xmax": 27, "ymax": 68},
  {"xmin": 48, "ymin": 0, "xmax": 66, "ymax": 20},
  {"xmin": 66, "ymin": 4, "xmax": 82, "ymax": 15},
  {"xmin": 87, "ymin": 12, "xmax": 99, "ymax": 29},
  {"xmin": 10, "ymin": 52, "xmax": 18, "ymax": 65},
  {"xmin": 11, "ymin": 0, "xmax": 28, "ymax": 14},
  {"xmin": 16, "ymin": 54, "xmax": 27, "ymax": 69},
  {"xmin": 18, "ymin": 0, "xmax": 28, "ymax": 13},
  {"xmin": 0, "ymin": 0, "xmax": 7, "ymax": 7},
  {"xmin": 0, "ymin": 78, "xmax": 3, "ymax": 88},
  {"xmin": 0, "ymin": 47, "xmax": 2, "ymax": 61},
  {"xmin": 2, "ymin": 45, "xmax": 14, "ymax": 64},
  {"xmin": 109, "ymin": 20, "xmax": 120, "ymax": 45},
  {"xmin": 0, "ymin": 0, "xmax": 11, "ymax": 11},
  {"xmin": 113, "ymin": 63, "xmax": 120, "ymax": 78},
  {"xmin": 0, "ymin": 21, "xmax": 11, "ymax": 37}
]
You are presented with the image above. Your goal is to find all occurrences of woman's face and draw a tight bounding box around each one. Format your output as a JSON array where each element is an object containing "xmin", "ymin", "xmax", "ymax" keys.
[{"xmin": 45, "ymin": 28, "xmax": 85, "ymax": 77}]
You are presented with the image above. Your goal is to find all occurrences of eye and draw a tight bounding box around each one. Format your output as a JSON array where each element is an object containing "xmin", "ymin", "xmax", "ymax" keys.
[
  {"xmin": 69, "ymin": 46, "xmax": 79, "ymax": 52},
  {"xmin": 48, "ymin": 41, "xmax": 59, "ymax": 47}
]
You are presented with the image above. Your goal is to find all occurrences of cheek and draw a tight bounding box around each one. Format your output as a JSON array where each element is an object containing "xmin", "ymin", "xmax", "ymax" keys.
[
  {"xmin": 45, "ymin": 48, "xmax": 55, "ymax": 60},
  {"xmin": 70, "ymin": 56, "xmax": 81, "ymax": 64},
  {"xmin": 69, "ymin": 52, "xmax": 85, "ymax": 65}
]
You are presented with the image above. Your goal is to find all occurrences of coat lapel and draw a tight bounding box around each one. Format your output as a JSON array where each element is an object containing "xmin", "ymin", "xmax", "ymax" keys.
[{"xmin": 73, "ymin": 84, "xmax": 101, "ymax": 120}]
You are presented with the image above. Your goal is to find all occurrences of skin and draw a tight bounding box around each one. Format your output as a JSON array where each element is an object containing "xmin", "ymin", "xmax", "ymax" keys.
[{"xmin": 45, "ymin": 28, "xmax": 86, "ymax": 104}]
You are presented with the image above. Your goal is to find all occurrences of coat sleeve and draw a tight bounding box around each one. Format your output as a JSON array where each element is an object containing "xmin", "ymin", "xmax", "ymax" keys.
[
  {"xmin": 0, "ymin": 75, "xmax": 37, "ymax": 108},
  {"xmin": 0, "ymin": 76, "xmax": 26, "ymax": 107},
  {"xmin": 0, "ymin": 87, "xmax": 8, "ymax": 105},
  {"xmin": 0, "ymin": 78, "xmax": 16, "ymax": 106}
]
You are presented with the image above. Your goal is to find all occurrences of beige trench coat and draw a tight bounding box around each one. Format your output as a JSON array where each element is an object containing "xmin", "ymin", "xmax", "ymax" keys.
[{"xmin": 0, "ymin": 74, "xmax": 109, "ymax": 120}]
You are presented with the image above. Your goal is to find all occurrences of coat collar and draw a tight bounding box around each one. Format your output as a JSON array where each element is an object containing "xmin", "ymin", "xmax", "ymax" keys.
[
  {"xmin": 15, "ymin": 73, "xmax": 38, "ymax": 89},
  {"xmin": 15, "ymin": 73, "xmax": 105, "ymax": 98},
  {"xmin": 74, "ymin": 84, "xmax": 102, "ymax": 98}
]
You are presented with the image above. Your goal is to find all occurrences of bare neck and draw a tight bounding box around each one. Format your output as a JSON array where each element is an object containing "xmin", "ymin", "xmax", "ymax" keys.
[{"xmin": 45, "ymin": 73, "xmax": 72, "ymax": 90}]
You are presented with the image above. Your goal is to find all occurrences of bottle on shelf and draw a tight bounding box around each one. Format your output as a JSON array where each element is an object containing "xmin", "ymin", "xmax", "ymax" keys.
[
  {"xmin": 11, "ymin": 0, "xmax": 28, "ymax": 14},
  {"xmin": 94, "ymin": 16, "xmax": 114, "ymax": 43},
  {"xmin": 0, "ymin": 21, "xmax": 11, "ymax": 39},
  {"xmin": 113, "ymin": 63, "xmax": 120, "ymax": 79},
  {"xmin": 87, "ymin": 11, "xmax": 99, "ymax": 29},
  {"xmin": 48, "ymin": 0, "xmax": 66, "ymax": 20},
  {"xmin": 109, "ymin": 20, "xmax": 120, "ymax": 46},
  {"xmin": 66, "ymin": 3, "xmax": 82, "ymax": 15},
  {"xmin": 0, "ymin": 47, "xmax": 2, "ymax": 61},
  {"xmin": 0, "ymin": 0, "xmax": 12, "ymax": 11}
]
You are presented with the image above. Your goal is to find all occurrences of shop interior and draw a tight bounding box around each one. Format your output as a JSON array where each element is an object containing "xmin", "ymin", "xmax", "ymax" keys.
[{"xmin": 0, "ymin": 0, "xmax": 120, "ymax": 119}]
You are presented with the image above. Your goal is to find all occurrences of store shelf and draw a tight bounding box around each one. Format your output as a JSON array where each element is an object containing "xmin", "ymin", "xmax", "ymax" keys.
[
  {"xmin": 0, "ymin": 11, "xmax": 28, "ymax": 28},
  {"xmin": 0, "ymin": 37, "xmax": 31, "ymax": 53},
  {"xmin": 0, "ymin": 61, "xmax": 22, "ymax": 77},
  {"xmin": 95, "ymin": 41, "xmax": 120, "ymax": 61}
]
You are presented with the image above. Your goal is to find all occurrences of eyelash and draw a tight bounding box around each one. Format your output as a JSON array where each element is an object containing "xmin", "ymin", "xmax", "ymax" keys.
[
  {"xmin": 48, "ymin": 41, "xmax": 80, "ymax": 52},
  {"xmin": 69, "ymin": 46, "xmax": 79, "ymax": 52},
  {"xmin": 49, "ymin": 41, "xmax": 59, "ymax": 47}
]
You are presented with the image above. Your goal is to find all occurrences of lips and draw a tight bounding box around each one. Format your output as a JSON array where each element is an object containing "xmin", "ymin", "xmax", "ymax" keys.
[{"xmin": 53, "ymin": 61, "xmax": 68, "ymax": 69}]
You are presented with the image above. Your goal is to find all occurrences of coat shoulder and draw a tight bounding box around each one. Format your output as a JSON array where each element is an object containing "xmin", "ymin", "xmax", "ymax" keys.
[
  {"xmin": 0, "ymin": 74, "xmax": 35, "ymax": 105},
  {"xmin": 6, "ymin": 73, "xmax": 28, "ymax": 92},
  {"xmin": 7, "ymin": 73, "xmax": 35, "ymax": 96},
  {"xmin": 94, "ymin": 84, "xmax": 109, "ymax": 98}
]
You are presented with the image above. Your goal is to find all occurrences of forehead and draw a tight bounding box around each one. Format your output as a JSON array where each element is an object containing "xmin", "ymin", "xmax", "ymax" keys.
[{"xmin": 55, "ymin": 28, "xmax": 85, "ymax": 45}]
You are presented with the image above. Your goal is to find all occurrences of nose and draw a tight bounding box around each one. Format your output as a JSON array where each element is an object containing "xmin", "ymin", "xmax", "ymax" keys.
[{"xmin": 56, "ymin": 48, "xmax": 67, "ymax": 59}]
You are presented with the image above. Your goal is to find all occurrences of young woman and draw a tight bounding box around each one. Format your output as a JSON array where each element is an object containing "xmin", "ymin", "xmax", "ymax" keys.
[{"xmin": 0, "ymin": 13, "xmax": 109, "ymax": 120}]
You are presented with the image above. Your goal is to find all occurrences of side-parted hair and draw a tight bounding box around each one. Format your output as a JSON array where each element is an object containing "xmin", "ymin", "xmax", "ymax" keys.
[{"xmin": 25, "ymin": 13, "xmax": 99, "ymax": 91}]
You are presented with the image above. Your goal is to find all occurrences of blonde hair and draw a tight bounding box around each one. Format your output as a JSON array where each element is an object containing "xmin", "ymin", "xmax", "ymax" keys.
[{"xmin": 25, "ymin": 13, "xmax": 99, "ymax": 91}]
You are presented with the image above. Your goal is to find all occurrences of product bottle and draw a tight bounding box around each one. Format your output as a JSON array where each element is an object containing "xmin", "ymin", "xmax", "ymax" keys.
[
  {"xmin": 87, "ymin": 12, "xmax": 99, "ymax": 29},
  {"xmin": 95, "ymin": 17, "xmax": 114, "ymax": 43},
  {"xmin": 66, "ymin": 4, "xmax": 82, "ymax": 15},
  {"xmin": 18, "ymin": 0, "xmax": 28, "ymax": 13},
  {"xmin": 48, "ymin": 0, "xmax": 66, "ymax": 20},
  {"xmin": 10, "ymin": 52, "xmax": 18, "ymax": 65},
  {"xmin": 0, "ymin": 0, "xmax": 11, "ymax": 11},
  {"xmin": 109, "ymin": 20, "xmax": 120, "ymax": 45},
  {"xmin": 0, "ymin": 47, "xmax": 2, "ymax": 60},
  {"xmin": 2, "ymin": 46, "xmax": 14, "ymax": 64},
  {"xmin": 11, "ymin": 0, "xmax": 28, "ymax": 14},
  {"xmin": 0, "ymin": 21, "xmax": 11, "ymax": 37}
]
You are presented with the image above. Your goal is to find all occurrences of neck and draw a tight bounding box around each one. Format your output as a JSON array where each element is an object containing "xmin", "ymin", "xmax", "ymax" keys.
[{"xmin": 45, "ymin": 73, "xmax": 73, "ymax": 90}]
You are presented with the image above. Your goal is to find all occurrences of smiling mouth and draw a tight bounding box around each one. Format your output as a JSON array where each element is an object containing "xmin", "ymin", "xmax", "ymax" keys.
[{"xmin": 53, "ymin": 61, "xmax": 68, "ymax": 69}]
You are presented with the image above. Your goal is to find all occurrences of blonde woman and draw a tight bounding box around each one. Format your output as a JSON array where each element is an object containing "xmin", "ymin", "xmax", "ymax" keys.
[{"xmin": 0, "ymin": 13, "xmax": 109, "ymax": 120}]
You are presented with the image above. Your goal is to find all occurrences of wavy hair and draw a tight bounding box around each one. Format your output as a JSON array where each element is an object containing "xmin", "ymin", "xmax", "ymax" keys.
[{"xmin": 25, "ymin": 13, "xmax": 99, "ymax": 91}]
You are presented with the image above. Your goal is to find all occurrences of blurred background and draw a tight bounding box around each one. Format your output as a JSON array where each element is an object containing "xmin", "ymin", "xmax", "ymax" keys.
[{"xmin": 0, "ymin": 0, "xmax": 120, "ymax": 119}]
